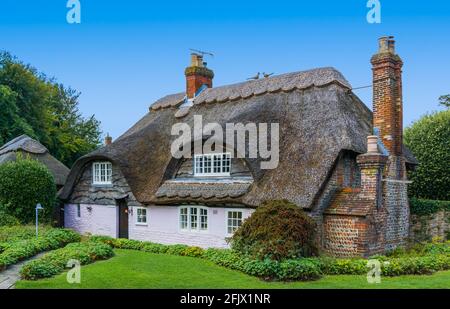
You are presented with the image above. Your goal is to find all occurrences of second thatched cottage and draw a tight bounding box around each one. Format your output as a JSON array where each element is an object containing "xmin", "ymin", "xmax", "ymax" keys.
[{"xmin": 59, "ymin": 37, "xmax": 417, "ymax": 257}]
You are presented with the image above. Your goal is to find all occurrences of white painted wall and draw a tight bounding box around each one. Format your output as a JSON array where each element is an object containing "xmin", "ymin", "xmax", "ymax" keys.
[
  {"xmin": 64, "ymin": 203, "xmax": 117, "ymax": 237},
  {"xmin": 129, "ymin": 206, "xmax": 254, "ymax": 248},
  {"xmin": 65, "ymin": 203, "xmax": 254, "ymax": 248}
]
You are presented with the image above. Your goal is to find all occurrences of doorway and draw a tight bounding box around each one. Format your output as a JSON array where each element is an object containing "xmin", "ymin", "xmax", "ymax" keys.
[{"xmin": 117, "ymin": 199, "xmax": 129, "ymax": 239}]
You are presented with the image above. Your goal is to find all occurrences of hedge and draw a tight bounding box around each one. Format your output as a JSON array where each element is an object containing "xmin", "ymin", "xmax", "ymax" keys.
[
  {"xmin": 20, "ymin": 241, "xmax": 114, "ymax": 280},
  {"xmin": 0, "ymin": 229, "xmax": 80, "ymax": 271},
  {"xmin": 409, "ymin": 198, "xmax": 450, "ymax": 216},
  {"xmin": 89, "ymin": 236, "xmax": 450, "ymax": 281}
]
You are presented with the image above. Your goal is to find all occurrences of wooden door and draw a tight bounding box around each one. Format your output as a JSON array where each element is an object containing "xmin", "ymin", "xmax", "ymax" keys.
[{"xmin": 117, "ymin": 200, "xmax": 129, "ymax": 239}]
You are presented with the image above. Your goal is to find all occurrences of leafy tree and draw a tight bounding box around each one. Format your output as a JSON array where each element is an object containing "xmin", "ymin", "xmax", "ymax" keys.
[
  {"xmin": 0, "ymin": 156, "xmax": 56, "ymax": 224},
  {"xmin": 0, "ymin": 51, "xmax": 101, "ymax": 167},
  {"xmin": 404, "ymin": 109, "xmax": 450, "ymax": 200},
  {"xmin": 0, "ymin": 85, "xmax": 34, "ymax": 145},
  {"xmin": 439, "ymin": 94, "xmax": 450, "ymax": 108}
]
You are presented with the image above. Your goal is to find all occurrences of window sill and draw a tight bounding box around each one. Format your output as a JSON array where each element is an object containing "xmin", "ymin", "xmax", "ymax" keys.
[
  {"xmin": 92, "ymin": 183, "xmax": 113, "ymax": 187},
  {"xmin": 179, "ymin": 229, "xmax": 209, "ymax": 233},
  {"xmin": 135, "ymin": 223, "xmax": 148, "ymax": 226}
]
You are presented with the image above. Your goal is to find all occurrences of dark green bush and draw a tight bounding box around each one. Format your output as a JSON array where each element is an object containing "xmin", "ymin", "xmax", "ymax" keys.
[
  {"xmin": 230, "ymin": 200, "xmax": 318, "ymax": 261},
  {"xmin": 20, "ymin": 241, "xmax": 114, "ymax": 280},
  {"xmin": 0, "ymin": 209, "xmax": 20, "ymax": 226},
  {"xmin": 409, "ymin": 198, "xmax": 450, "ymax": 216},
  {"xmin": 0, "ymin": 228, "xmax": 80, "ymax": 271},
  {"xmin": 0, "ymin": 157, "xmax": 56, "ymax": 223}
]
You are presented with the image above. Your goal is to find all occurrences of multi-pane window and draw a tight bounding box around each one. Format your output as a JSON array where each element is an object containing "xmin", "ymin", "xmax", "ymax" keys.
[
  {"xmin": 200, "ymin": 208, "xmax": 208, "ymax": 230},
  {"xmin": 227, "ymin": 211, "xmax": 243, "ymax": 234},
  {"xmin": 194, "ymin": 153, "xmax": 231, "ymax": 176},
  {"xmin": 190, "ymin": 207, "xmax": 198, "ymax": 230},
  {"xmin": 136, "ymin": 208, "xmax": 147, "ymax": 224},
  {"xmin": 180, "ymin": 206, "xmax": 208, "ymax": 231},
  {"xmin": 180, "ymin": 207, "xmax": 188, "ymax": 229},
  {"xmin": 93, "ymin": 162, "xmax": 112, "ymax": 185}
]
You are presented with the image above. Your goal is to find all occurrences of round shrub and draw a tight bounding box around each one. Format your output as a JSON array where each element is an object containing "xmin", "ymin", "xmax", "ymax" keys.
[
  {"xmin": 0, "ymin": 157, "xmax": 56, "ymax": 223},
  {"xmin": 230, "ymin": 200, "xmax": 318, "ymax": 261}
]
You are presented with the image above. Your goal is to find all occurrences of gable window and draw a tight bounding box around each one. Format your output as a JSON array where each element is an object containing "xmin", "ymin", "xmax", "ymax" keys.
[
  {"xmin": 136, "ymin": 207, "xmax": 147, "ymax": 225},
  {"xmin": 93, "ymin": 162, "xmax": 112, "ymax": 185},
  {"xmin": 227, "ymin": 211, "xmax": 243, "ymax": 234},
  {"xmin": 77, "ymin": 204, "xmax": 81, "ymax": 218},
  {"xmin": 194, "ymin": 153, "xmax": 231, "ymax": 176},
  {"xmin": 180, "ymin": 206, "xmax": 208, "ymax": 231}
]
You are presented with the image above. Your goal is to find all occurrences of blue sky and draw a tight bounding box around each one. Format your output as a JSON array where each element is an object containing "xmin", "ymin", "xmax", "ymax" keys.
[{"xmin": 0, "ymin": 0, "xmax": 449, "ymax": 139}]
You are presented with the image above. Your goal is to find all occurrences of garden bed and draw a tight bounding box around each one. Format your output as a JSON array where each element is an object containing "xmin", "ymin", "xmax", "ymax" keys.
[{"xmin": 0, "ymin": 227, "xmax": 80, "ymax": 271}]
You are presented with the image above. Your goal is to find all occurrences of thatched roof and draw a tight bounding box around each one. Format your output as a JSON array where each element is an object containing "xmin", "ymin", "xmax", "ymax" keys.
[
  {"xmin": 59, "ymin": 67, "xmax": 417, "ymax": 208},
  {"xmin": 0, "ymin": 135, "xmax": 70, "ymax": 186}
]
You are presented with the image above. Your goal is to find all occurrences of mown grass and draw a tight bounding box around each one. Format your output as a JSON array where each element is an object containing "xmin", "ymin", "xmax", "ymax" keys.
[{"xmin": 16, "ymin": 249, "xmax": 450, "ymax": 289}]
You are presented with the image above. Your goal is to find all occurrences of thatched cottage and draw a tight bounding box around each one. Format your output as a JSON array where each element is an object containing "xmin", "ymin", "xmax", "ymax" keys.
[
  {"xmin": 60, "ymin": 37, "xmax": 417, "ymax": 257},
  {"xmin": 0, "ymin": 135, "xmax": 69, "ymax": 189}
]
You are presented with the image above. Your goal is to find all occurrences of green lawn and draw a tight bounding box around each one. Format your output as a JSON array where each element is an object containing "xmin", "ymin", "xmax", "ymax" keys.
[{"xmin": 16, "ymin": 249, "xmax": 450, "ymax": 289}]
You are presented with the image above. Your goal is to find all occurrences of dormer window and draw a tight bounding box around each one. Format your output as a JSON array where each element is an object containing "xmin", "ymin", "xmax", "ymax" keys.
[
  {"xmin": 194, "ymin": 153, "xmax": 231, "ymax": 177},
  {"xmin": 92, "ymin": 162, "xmax": 112, "ymax": 185}
]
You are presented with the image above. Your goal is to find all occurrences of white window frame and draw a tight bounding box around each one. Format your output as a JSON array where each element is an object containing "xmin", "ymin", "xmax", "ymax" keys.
[
  {"xmin": 135, "ymin": 207, "xmax": 148, "ymax": 225},
  {"xmin": 179, "ymin": 206, "xmax": 208, "ymax": 232},
  {"xmin": 92, "ymin": 161, "xmax": 113, "ymax": 185},
  {"xmin": 194, "ymin": 153, "xmax": 231, "ymax": 177},
  {"xmin": 226, "ymin": 210, "xmax": 243, "ymax": 235}
]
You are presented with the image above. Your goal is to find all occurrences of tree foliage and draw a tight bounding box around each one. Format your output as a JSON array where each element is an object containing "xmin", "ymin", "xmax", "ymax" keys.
[
  {"xmin": 404, "ymin": 109, "xmax": 450, "ymax": 200},
  {"xmin": 439, "ymin": 94, "xmax": 450, "ymax": 108},
  {"xmin": 0, "ymin": 51, "xmax": 101, "ymax": 167},
  {"xmin": 0, "ymin": 156, "xmax": 56, "ymax": 224},
  {"xmin": 230, "ymin": 200, "xmax": 318, "ymax": 261}
]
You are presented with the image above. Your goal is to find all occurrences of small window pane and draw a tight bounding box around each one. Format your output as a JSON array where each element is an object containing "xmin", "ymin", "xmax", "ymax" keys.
[
  {"xmin": 227, "ymin": 211, "xmax": 243, "ymax": 234},
  {"xmin": 137, "ymin": 208, "xmax": 147, "ymax": 223}
]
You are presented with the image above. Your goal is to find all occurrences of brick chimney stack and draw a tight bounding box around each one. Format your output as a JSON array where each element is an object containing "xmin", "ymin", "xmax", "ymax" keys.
[
  {"xmin": 185, "ymin": 53, "xmax": 214, "ymax": 99},
  {"xmin": 371, "ymin": 36, "xmax": 403, "ymax": 156},
  {"xmin": 105, "ymin": 134, "xmax": 112, "ymax": 146}
]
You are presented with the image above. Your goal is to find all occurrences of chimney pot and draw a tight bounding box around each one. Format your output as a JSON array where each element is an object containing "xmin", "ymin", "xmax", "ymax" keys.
[{"xmin": 367, "ymin": 135, "xmax": 379, "ymax": 153}]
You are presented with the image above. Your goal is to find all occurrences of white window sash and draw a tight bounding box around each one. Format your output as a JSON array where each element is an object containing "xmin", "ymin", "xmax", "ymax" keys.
[
  {"xmin": 227, "ymin": 210, "xmax": 243, "ymax": 235},
  {"xmin": 193, "ymin": 153, "xmax": 231, "ymax": 177},
  {"xmin": 135, "ymin": 208, "xmax": 147, "ymax": 225},
  {"xmin": 92, "ymin": 162, "xmax": 113, "ymax": 185},
  {"xmin": 180, "ymin": 206, "xmax": 208, "ymax": 232}
]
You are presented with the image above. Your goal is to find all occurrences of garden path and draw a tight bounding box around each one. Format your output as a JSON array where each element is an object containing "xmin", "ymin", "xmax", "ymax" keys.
[{"xmin": 0, "ymin": 252, "xmax": 46, "ymax": 289}]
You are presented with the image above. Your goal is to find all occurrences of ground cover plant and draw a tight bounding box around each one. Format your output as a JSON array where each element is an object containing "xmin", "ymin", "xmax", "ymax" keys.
[
  {"xmin": 20, "ymin": 240, "xmax": 114, "ymax": 280},
  {"xmin": 0, "ymin": 228, "xmax": 80, "ymax": 271}
]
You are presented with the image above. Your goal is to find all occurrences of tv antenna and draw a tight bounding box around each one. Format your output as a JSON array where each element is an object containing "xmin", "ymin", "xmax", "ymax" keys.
[{"xmin": 189, "ymin": 49, "xmax": 214, "ymax": 58}]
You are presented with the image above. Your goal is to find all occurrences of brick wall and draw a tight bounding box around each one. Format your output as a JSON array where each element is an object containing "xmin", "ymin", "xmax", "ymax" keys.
[{"xmin": 323, "ymin": 215, "xmax": 367, "ymax": 257}]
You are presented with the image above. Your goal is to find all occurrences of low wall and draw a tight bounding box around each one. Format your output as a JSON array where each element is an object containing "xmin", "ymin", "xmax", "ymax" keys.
[{"xmin": 410, "ymin": 210, "xmax": 449, "ymax": 242}]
